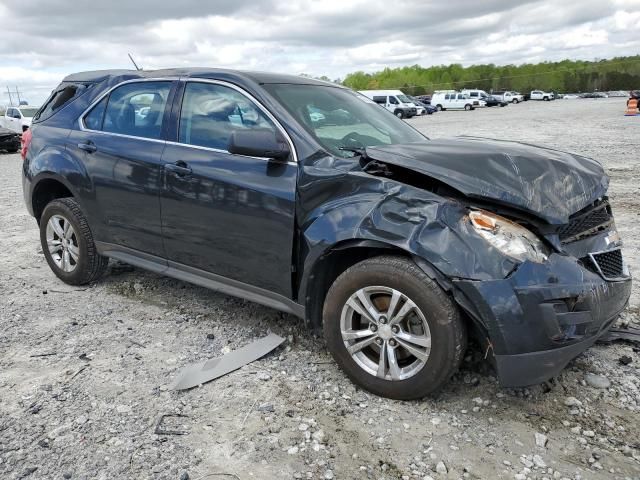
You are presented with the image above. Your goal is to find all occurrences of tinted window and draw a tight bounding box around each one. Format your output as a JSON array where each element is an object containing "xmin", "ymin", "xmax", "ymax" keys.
[
  {"xmin": 84, "ymin": 96, "xmax": 108, "ymax": 131},
  {"xmin": 179, "ymin": 82, "xmax": 276, "ymax": 151},
  {"xmin": 372, "ymin": 96, "xmax": 386, "ymax": 104},
  {"xmin": 469, "ymin": 92, "xmax": 478, "ymax": 97},
  {"xmin": 95, "ymin": 81, "xmax": 171, "ymax": 139},
  {"xmin": 389, "ymin": 96, "xmax": 399, "ymax": 105}
]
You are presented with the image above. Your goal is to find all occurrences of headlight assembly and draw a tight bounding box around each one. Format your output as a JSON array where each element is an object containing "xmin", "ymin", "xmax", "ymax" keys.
[{"xmin": 469, "ymin": 210, "xmax": 549, "ymax": 263}]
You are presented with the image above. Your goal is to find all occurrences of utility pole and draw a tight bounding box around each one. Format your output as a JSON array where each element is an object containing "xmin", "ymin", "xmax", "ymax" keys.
[{"xmin": 5, "ymin": 86, "xmax": 25, "ymax": 106}]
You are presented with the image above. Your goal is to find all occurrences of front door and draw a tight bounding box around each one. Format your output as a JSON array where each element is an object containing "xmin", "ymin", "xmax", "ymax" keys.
[
  {"xmin": 67, "ymin": 80, "xmax": 174, "ymax": 256},
  {"xmin": 160, "ymin": 81, "xmax": 297, "ymax": 297}
]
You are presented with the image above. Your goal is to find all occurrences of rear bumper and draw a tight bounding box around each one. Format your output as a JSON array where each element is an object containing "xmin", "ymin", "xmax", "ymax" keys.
[{"xmin": 453, "ymin": 253, "xmax": 632, "ymax": 387}]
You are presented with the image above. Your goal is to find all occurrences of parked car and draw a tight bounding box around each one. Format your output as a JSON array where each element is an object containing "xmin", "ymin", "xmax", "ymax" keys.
[
  {"xmin": 580, "ymin": 92, "xmax": 609, "ymax": 99},
  {"xmin": 484, "ymin": 95, "xmax": 508, "ymax": 107},
  {"xmin": 23, "ymin": 69, "xmax": 631, "ymax": 400},
  {"xmin": 530, "ymin": 90, "xmax": 555, "ymax": 101},
  {"xmin": 491, "ymin": 91, "xmax": 524, "ymax": 103},
  {"xmin": 358, "ymin": 90, "xmax": 417, "ymax": 118},
  {"xmin": 407, "ymin": 95, "xmax": 437, "ymax": 115},
  {"xmin": 415, "ymin": 95, "xmax": 431, "ymax": 105},
  {"xmin": 0, "ymin": 105, "xmax": 40, "ymax": 133},
  {"xmin": 460, "ymin": 89, "xmax": 490, "ymax": 105},
  {"xmin": 0, "ymin": 126, "xmax": 21, "ymax": 152},
  {"xmin": 431, "ymin": 90, "xmax": 485, "ymax": 110}
]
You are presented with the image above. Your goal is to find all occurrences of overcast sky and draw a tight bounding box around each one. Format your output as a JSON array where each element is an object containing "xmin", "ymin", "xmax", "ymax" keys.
[{"xmin": 1, "ymin": 0, "xmax": 639, "ymax": 105}]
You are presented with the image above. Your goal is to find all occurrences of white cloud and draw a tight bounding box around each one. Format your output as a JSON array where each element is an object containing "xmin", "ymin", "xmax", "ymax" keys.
[{"xmin": 0, "ymin": 0, "xmax": 638, "ymax": 105}]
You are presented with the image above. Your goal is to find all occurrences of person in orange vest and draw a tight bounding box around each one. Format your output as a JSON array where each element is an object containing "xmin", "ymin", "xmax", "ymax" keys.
[{"xmin": 625, "ymin": 90, "xmax": 639, "ymax": 116}]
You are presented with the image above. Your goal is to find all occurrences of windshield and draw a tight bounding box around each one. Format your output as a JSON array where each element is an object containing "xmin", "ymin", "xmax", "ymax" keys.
[
  {"xmin": 397, "ymin": 94, "xmax": 412, "ymax": 103},
  {"xmin": 19, "ymin": 107, "xmax": 39, "ymax": 118},
  {"xmin": 262, "ymin": 84, "xmax": 427, "ymax": 158}
]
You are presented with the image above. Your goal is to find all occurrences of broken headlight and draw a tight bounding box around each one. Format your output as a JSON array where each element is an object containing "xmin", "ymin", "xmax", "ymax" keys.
[{"xmin": 469, "ymin": 210, "xmax": 549, "ymax": 263}]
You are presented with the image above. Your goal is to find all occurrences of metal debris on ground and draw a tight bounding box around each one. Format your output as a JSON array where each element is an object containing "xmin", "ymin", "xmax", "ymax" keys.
[
  {"xmin": 154, "ymin": 414, "xmax": 190, "ymax": 436},
  {"xmin": 171, "ymin": 333, "xmax": 285, "ymax": 390}
]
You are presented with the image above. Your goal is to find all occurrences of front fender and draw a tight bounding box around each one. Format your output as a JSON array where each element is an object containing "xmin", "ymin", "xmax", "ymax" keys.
[{"xmin": 298, "ymin": 180, "xmax": 518, "ymax": 301}]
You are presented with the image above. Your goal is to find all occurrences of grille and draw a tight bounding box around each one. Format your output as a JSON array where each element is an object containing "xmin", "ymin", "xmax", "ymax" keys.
[
  {"xmin": 582, "ymin": 249, "xmax": 625, "ymax": 280},
  {"xmin": 558, "ymin": 199, "xmax": 613, "ymax": 243}
]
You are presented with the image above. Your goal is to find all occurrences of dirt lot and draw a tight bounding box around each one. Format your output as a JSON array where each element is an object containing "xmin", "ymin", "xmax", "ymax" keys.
[{"xmin": 1, "ymin": 98, "xmax": 639, "ymax": 480}]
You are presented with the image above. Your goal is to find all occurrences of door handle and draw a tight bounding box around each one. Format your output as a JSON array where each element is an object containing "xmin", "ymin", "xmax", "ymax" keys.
[
  {"xmin": 78, "ymin": 141, "xmax": 97, "ymax": 153},
  {"xmin": 165, "ymin": 161, "xmax": 192, "ymax": 177}
]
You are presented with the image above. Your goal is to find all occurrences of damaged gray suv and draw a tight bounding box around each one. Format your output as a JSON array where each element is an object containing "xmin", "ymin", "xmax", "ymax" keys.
[{"xmin": 23, "ymin": 69, "xmax": 631, "ymax": 399}]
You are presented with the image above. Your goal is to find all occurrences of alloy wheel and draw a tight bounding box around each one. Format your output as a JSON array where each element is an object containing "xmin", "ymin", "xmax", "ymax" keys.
[
  {"xmin": 46, "ymin": 214, "xmax": 79, "ymax": 272},
  {"xmin": 340, "ymin": 286, "xmax": 432, "ymax": 381}
]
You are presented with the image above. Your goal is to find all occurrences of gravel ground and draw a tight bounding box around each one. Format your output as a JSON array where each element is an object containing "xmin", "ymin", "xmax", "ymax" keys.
[{"xmin": 1, "ymin": 98, "xmax": 639, "ymax": 480}]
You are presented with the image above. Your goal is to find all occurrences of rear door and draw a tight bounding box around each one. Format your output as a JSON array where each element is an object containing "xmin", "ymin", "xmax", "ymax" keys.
[
  {"xmin": 159, "ymin": 80, "xmax": 297, "ymax": 297},
  {"xmin": 67, "ymin": 79, "xmax": 176, "ymax": 257}
]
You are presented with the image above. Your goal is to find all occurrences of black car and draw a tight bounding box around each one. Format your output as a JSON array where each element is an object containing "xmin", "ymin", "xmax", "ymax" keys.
[
  {"xmin": 23, "ymin": 69, "xmax": 631, "ymax": 399},
  {"xmin": 408, "ymin": 95, "xmax": 437, "ymax": 115},
  {"xmin": 0, "ymin": 126, "xmax": 21, "ymax": 152},
  {"xmin": 484, "ymin": 95, "xmax": 508, "ymax": 107}
]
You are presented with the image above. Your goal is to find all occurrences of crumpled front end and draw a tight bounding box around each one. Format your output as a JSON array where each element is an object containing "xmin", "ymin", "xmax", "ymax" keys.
[
  {"xmin": 298, "ymin": 149, "xmax": 632, "ymax": 388},
  {"xmin": 453, "ymin": 252, "xmax": 631, "ymax": 387},
  {"xmin": 447, "ymin": 196, "xmax": 632, "ymax": 387}
]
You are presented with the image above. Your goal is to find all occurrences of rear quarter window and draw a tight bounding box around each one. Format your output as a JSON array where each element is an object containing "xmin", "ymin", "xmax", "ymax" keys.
[{"xmin": 33, "ymin": 82, "xmax": 91, "ymax": 123}]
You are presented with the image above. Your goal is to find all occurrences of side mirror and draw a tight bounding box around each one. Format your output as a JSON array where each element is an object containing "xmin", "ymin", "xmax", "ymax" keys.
[{"xmin": 228, "ymin": 129, "xmax": 290, "ymax": 161}]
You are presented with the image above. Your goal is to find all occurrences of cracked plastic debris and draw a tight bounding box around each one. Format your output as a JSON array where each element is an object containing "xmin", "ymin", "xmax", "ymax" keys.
[
  {"xmin": 597, "ymin": 325, "xmax": 640, "ymax": 344},
  {"xmin": 171, "ymin": 333, "xmax": 285, "ymax": 390}
]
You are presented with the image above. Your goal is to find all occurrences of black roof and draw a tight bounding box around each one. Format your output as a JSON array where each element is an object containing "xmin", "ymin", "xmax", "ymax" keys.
[{"xmin": 62, "ymin": 68, "xmax": 338, "ymax": 87}]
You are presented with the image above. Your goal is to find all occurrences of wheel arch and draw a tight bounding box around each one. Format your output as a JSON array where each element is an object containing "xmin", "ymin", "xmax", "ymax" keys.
[
  {"xmin": 31, "ymin": 174, "xmax": 78, "ymax": 223},
  {"xmin": 301, "ymin": 239, "xmax": 452, "ymax": 330}
]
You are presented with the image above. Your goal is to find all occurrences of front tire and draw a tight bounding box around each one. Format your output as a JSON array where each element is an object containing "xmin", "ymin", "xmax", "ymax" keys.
[
  {"xmin": 512, "ymin": 99, "xmax": 519, "ymax": 104},
  {"xmin": 464, "ymin": 104, "xmax": 472, "ymax": 111},
  {"xmin": 323, "ymin": 256, "xmax": 466, "ymax": 400},
  {"xmin": 394, "ymin": 110, "xmax": 404, "ymax": 119},
  {"xmin": 40, "ymin": 198, "xmax": 109, "ymax": 285}
]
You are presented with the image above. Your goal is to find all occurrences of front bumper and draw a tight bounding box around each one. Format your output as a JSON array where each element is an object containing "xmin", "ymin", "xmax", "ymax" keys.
[{"xmin": 453, "ymin": 253, "xmax": 632, "ymax": 387}]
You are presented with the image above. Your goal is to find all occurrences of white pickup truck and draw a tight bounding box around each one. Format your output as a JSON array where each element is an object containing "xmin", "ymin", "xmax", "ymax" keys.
[
  {"xmin": 1, "ymin": 105, "xmax": 39, "ymax": 133},
  {"xmin": 530, "ymin": 90, "xmax": 555, "ymax": 101}
]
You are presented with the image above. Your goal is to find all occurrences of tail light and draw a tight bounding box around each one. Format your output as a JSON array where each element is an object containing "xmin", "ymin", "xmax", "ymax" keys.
[{"xmin": 21, "ymin": 128, "xmax": 32, "ymax": 161}]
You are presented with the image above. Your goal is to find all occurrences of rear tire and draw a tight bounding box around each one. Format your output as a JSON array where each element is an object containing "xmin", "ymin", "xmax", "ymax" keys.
[
  {"xmin": 40, "ymin": 198, "xmax": 109, "ymax": 285},
  {"xmin": 436, "ymin": 105, "xmax": 443, "ymax": 111},
  {"xmin": 323, "ymin": 256, "xmax": 466, "ymax": 400}
]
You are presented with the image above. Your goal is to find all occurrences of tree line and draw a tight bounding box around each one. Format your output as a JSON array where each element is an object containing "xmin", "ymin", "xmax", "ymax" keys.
[{"xmin": 340, "ymin": 55, "xmax": 640, "ymax": 95}]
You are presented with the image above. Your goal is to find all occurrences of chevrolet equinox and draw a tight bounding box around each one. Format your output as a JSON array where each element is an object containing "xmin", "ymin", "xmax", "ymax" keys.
[{"xmin": 23, "ymin": 69, "xmax": 631, "ymax": 399}]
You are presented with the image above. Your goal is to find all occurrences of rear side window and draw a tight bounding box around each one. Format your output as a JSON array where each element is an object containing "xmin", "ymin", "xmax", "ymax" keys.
[
  {"xmin": 372, "ymin": 96, "xmax": 386, "ymax": 104},
  {"xmin": 84, "ymin": 81, "xmax": 171, "ymax": 140},
  {"xmin": 84, "ymin": 96, "xmax": 107, "ymax": 131},
  {"xmin": 33, "ymin": 83, "xmax": 89, "ymax": 123}
]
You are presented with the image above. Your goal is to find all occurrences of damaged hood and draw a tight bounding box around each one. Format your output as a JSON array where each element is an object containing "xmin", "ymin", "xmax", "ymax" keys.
[{"xmin": 365, "ymin": 137, "xmax": 608, "ymax": 224}]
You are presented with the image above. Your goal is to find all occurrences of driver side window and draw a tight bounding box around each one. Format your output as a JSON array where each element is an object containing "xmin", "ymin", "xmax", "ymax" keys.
[
  {"xmin": 178, "ymin": 82, "xmax": 277, "ymax": 151},
  {"xmin": 389, "ymin": 96, "xmax": 399, "ymax": 105}
]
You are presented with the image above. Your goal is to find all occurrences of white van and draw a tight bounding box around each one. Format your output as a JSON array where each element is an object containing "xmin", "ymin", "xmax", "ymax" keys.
[
  {"xmin": 461, "ymin": 89, "xmax": 490, "ymax": 105},
  {"xmin": 358, "ymin": 90, "xmax": 418, "ymax": 118},
  {"xmin": 431, "ymin": 90, "xmax": 485, "ymax": 111}
]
